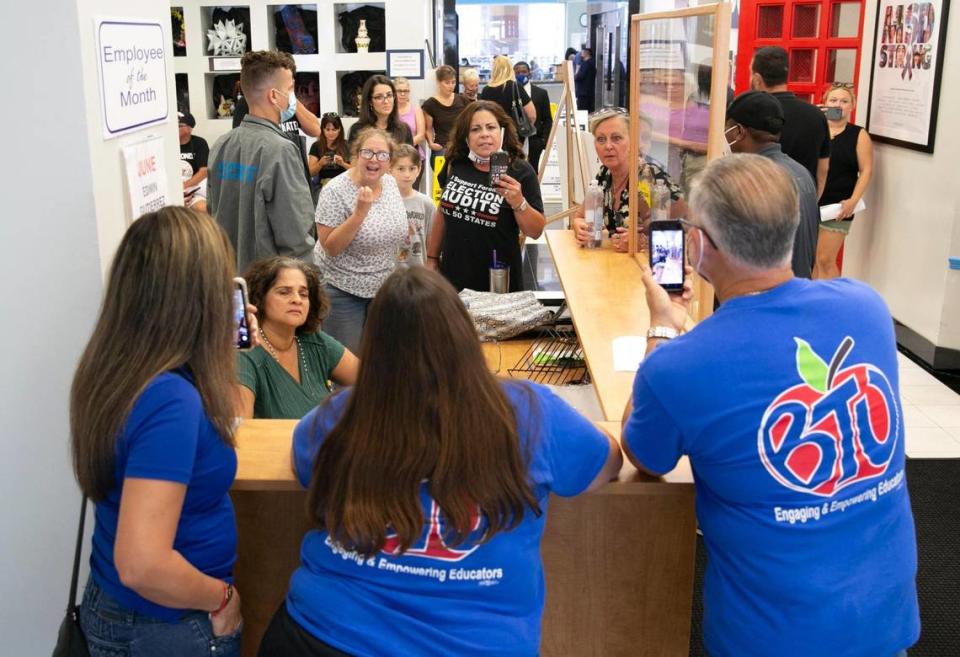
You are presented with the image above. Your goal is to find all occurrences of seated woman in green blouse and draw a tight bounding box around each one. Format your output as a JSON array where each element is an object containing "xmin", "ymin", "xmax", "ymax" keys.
[{"xmin": 236, "ymin": 257, "xmax": 359, "ymax": 419}]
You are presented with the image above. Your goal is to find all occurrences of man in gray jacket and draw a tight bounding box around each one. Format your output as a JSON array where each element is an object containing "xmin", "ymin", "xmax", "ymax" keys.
[
  {"xmin": 724, "ymin": 91, "xmax": 819, "ymax": 279},
  {"xmin": 208, "ymin": 51, "xmax": 315, "ymax": 271}
]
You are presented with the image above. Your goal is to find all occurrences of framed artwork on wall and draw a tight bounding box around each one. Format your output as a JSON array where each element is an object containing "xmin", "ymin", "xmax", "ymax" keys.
[{"xmin": 865, "ymin": 0, "xmax": 951, "ymax": 152}]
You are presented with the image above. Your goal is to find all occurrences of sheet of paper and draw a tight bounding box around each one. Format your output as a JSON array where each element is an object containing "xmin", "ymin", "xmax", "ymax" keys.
[
  {"xmin": 819, "ymin": 198, "xmax": 866, "ymax": 222},
  {"xmin": 612, "ymin": 336, "xmax": 646, "ymax": 372}
]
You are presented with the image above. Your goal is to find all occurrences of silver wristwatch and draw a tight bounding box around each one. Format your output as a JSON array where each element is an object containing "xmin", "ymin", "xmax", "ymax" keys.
[{"xmin": 646, "ymin": 326, "xmax": 679, "ymax": 340}]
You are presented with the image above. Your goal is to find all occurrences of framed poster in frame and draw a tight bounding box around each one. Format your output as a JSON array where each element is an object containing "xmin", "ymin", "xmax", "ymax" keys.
[{"xmin": 866, "ymin": 0, "xmax": 951, "ymax": 152}]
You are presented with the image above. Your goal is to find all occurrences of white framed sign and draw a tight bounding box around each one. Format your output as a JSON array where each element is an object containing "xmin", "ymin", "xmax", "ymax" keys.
[
  {"xmin": 866, "ymin": 0, "xmax": 950, "ymax": 152},
  {"xmin": 386, "ymin": 49, "xmax": 425, "ymax": 79},
  {"xmin": 122, "ymin": 137, "xmax": 169, "ymax": 220},
  {"xmin": 96, "ymin": 18, "xmax": 170, "ymax": 139}
]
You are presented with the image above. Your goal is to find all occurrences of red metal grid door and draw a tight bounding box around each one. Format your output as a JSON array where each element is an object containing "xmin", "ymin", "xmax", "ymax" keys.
[{"xmin": 736, "ymin": 0, "xmax": 866, "ymax": 114}]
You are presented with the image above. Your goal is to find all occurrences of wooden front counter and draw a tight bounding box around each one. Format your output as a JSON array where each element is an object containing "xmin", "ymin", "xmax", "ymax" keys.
[{"xmin": 232, "ymin": 421, "xmax": 694, "ymax": 657}]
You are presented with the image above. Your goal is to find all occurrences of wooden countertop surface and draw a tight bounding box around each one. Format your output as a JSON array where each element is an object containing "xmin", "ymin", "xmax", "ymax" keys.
[
  {"xmin": 233, "ymin": 419, "xmax": 692, "ymax": 492},
  {"xmin": 546, "ymin": 231, "xmax": 649, "ymax": 422}
]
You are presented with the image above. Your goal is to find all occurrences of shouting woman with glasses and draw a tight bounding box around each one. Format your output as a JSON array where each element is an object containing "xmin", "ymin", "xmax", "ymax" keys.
[
  {"xmin": 347, "ymin": 75, "xmax": 413, "ymax": 149},
  {"xmin": 315, "ymin": 127, "xmax": 408, "ymax": 352}
]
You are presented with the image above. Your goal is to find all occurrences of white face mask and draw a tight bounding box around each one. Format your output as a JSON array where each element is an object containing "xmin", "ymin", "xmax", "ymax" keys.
[{"xmin": 722, "ymin": 125, "xmax": 741, "ymax": 156}]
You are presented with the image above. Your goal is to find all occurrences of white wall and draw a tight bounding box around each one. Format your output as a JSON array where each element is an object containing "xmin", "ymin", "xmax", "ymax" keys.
[
  {"xmin": 0, "ymin": 4, "xmax": 102, "ymax": 655},
  {"xmin": 843, "ymin": 2, "xmax": 960, "ymax": 353},
  {"xmin": 0, "ymin": 1, "xmax": 184, "ymax": 654}
]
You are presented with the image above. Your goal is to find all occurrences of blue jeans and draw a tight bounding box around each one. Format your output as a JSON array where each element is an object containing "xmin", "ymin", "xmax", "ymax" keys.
[
  {"xmin": 79, "ymin": 580, "xmax": 241, "ymax": 657},
  {"xmin": 323, "ymin": 284, "xmax": 370, "ymax": 354}
]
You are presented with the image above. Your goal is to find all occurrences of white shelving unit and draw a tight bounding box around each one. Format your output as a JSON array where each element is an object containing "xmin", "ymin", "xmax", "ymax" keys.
[{"xmin": 172, "ymin": 0, "xmax": 433, "ymax": 147}]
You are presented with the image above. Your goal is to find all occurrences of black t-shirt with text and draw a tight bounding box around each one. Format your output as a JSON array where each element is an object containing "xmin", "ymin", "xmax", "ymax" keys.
[
  {"xmin": 179, "ymin": 135, "xmax": 210, "ymax": 176},
  {"xmin": 438, "ymin": 158, "xmax": 543, "ymax": 292}
]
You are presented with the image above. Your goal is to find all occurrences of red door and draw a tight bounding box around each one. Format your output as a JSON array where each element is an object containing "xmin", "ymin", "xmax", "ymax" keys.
[{"xmin": 736, "ymin": 0, "xmax": 866, "ymax": 116}]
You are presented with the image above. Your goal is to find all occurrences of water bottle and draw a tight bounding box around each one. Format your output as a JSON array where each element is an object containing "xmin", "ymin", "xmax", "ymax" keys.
[
  {"xmin": 652, "ymin": 179, "xmax": 670, "ymax": 222},
  {"xmin": 584, "ymin": 180, "xmax": 604, "ymax": 249}
]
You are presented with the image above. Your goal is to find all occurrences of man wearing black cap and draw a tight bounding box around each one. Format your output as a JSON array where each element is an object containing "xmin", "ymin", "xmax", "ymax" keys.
[
  {"xmin": 178, "ymin": 111, "xmax": 209, "ymax": 213},
  {"xmin": 725, "ymin": 91, "xmax": 819, "ymax": 278}
]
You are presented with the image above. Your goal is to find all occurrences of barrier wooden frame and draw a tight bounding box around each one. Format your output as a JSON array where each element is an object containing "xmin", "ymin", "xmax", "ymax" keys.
[
  {"xmin": 537, "ymin": 59, "xmax": 590, "ymax": 226},
  {"xmin": 628, "ymin": 3, "xmax": 731, "ymax": 321}
]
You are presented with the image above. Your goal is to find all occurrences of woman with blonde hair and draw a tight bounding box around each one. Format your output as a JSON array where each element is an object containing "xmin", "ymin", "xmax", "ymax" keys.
[
  {"xmin": 72, "ymin": 207, "xmax": 247, "ymax": 656},
  {"xmin": 392, "ymin": 76, "xmax": 427, "ymax": 188},
  {"xmin": 257, "ymin": 266, "xmax": 621, "ymax": 657},
  {"xmin": 814, "ymin": 84, "xmax": 873, "ymax": 279},
  {"xmin": 480, "ymin": 55, "xmax": 536, "ymax": 135}
]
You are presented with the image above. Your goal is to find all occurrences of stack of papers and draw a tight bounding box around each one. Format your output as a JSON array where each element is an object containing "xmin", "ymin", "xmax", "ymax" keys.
[
  {"xmin": 819, "ymin": 199, "xmax": 866, "ymax": 222},
  {"xmin": 612, "ymin": 336, "xmax": 646, "ymax": 372}
]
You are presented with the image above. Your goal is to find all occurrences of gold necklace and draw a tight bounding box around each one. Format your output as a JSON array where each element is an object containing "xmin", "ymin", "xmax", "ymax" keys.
[{"xmin": 259, "ymin": 328, "xmax": 309, "ymax": 376}]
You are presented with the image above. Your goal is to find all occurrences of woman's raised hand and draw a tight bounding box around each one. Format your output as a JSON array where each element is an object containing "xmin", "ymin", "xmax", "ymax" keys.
[{"xmin": 355, "ymin": 186, "xmax": 374, "ymax": 219}]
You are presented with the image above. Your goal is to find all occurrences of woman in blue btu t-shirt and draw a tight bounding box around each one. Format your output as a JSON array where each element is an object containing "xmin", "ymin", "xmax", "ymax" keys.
[
  {"xmin": 71, "ymin": 207, "xmax": 248, "ymax": 657},
  {"xmin": 257, "ymin": 267, "xmax": 622, "ymax": 657}
]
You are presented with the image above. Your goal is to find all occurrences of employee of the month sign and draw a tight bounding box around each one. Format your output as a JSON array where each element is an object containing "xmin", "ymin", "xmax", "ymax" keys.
[{"xmin": 96, "ymin": 18, "xmax": 169, "ymax": 139}]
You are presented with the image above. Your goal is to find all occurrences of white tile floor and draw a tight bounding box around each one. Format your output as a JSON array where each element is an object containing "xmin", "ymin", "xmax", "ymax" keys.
[{"xmin": 897, "ymin": 352, "xmax": 960, "ymax": 458}]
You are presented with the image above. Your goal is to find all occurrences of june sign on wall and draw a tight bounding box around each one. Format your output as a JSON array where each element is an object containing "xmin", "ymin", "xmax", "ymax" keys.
[
  {"xmin": 95, "ymin": 18, "xmax": 169, "ymax": 139},
  {"xmin": 866, "ymin": 0, "xmax": 951, "ymax": 152}
]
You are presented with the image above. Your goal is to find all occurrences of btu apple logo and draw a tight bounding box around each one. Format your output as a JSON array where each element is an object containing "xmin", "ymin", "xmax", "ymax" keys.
[{"xmin": 757, "ymin": 337, "xmax": 900, "ymax": 497}]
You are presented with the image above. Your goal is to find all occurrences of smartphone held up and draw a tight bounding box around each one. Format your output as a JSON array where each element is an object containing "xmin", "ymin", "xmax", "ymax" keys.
[
  {"xmin": 649, "ymin": 221, "xmax": 685, "ymax": 293},
  {"xmin": 489, "ymin": 127, "xmax": 509, "ymax": 188},
  {"xmin": 233, "ymin": 277, "xmax": 252, "ymax": 350}
]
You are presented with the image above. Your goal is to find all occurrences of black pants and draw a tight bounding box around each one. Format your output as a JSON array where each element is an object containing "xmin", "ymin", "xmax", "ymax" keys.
[{"xmin": 258, "ymin": 603, "xmax": 354, "ymax": 657}]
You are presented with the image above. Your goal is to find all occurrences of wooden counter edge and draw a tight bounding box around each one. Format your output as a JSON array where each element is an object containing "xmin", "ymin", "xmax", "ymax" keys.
[{"xmin": 232, "ymin": 418, "xmax": 694, "ymax": 492}]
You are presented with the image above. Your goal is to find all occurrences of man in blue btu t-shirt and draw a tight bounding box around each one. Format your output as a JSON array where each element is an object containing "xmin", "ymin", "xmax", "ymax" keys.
[{"xmin": 622, "ymin": 154, "xmax": 919, "ymax": 657}]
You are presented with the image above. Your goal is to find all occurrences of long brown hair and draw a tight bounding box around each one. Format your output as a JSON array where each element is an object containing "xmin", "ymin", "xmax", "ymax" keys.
[
  {"xmin": 71, "ymin": 207, "xmax": 238, "ymax": 500},
  {"xmin": 307, "ymin": 267, "xmax": 540, "ymax": 557},
  {"xmin": 444, "ymin": 100, "xmax": 525, "ymax": 175}
]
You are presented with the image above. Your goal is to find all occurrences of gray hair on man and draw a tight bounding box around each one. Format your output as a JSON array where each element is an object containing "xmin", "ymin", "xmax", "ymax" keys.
[
  {"xmin": 460, "ymin": 67, "xmax": 479, "ymax": 83},
  {"xmin": 689, "ymin": 154, "xmax": 799, "ymax": 269}
]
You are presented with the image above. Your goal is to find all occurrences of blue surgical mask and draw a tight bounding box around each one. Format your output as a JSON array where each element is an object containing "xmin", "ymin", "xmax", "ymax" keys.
[
  {"xmin": 516, "ymin": 74, "xmax": 529, "ymax": 86},
  {"xmin": 275, "ymin": 89, "xmax": 297, "ymax": 122}
]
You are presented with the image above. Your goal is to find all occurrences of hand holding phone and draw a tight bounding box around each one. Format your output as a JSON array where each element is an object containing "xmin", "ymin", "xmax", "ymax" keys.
[
  {"xmin": 648, "ymin": 221, "xmax": 685, "ymax": 292},
  {"xmin": 233, "ymin": 277, "xmax": 253, "ymax": 350}
]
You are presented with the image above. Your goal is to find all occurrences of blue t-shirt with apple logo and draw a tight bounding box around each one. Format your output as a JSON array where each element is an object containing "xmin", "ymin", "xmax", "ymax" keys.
[{"xmin": 624, "ymin": 277, "xmax": 920, "ymax": 657}]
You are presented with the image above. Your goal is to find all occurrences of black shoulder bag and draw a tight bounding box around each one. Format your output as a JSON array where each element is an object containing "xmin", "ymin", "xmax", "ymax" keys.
[
  {"xmin": 52, "ymin": 496, "xmax": 91, "ymax": 657},
  {"xmin": 510, "ymin": 81, "xmax": 537, "ymax": 139}
]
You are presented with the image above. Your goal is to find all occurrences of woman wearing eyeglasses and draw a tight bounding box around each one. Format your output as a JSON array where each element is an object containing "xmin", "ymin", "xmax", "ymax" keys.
[
  {"xmin": 813, "ymin": 84, "xmax": 873, "ymax": 280},
  {"xmin": 315, "ymin": 127, "xmax": 408, "ymax": 352},
  {"xmin": 347, "ymin": 75, "xmax": 413, "ymax": 150}
]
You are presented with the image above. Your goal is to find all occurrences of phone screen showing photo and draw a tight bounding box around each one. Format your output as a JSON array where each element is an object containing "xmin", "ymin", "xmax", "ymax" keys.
[
  {"xmin": 233, "ymin": 282, "xmax": 252, "ymax": 350},
  {"xmin": 649, "ymin": 223, "xmax": 685, "ymax": 292}
]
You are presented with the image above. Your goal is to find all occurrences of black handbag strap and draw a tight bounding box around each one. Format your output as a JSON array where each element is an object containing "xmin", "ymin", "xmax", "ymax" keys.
[{"xmin": 67, "ymin": 496, "xmax": 88, "ymax": 610}]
